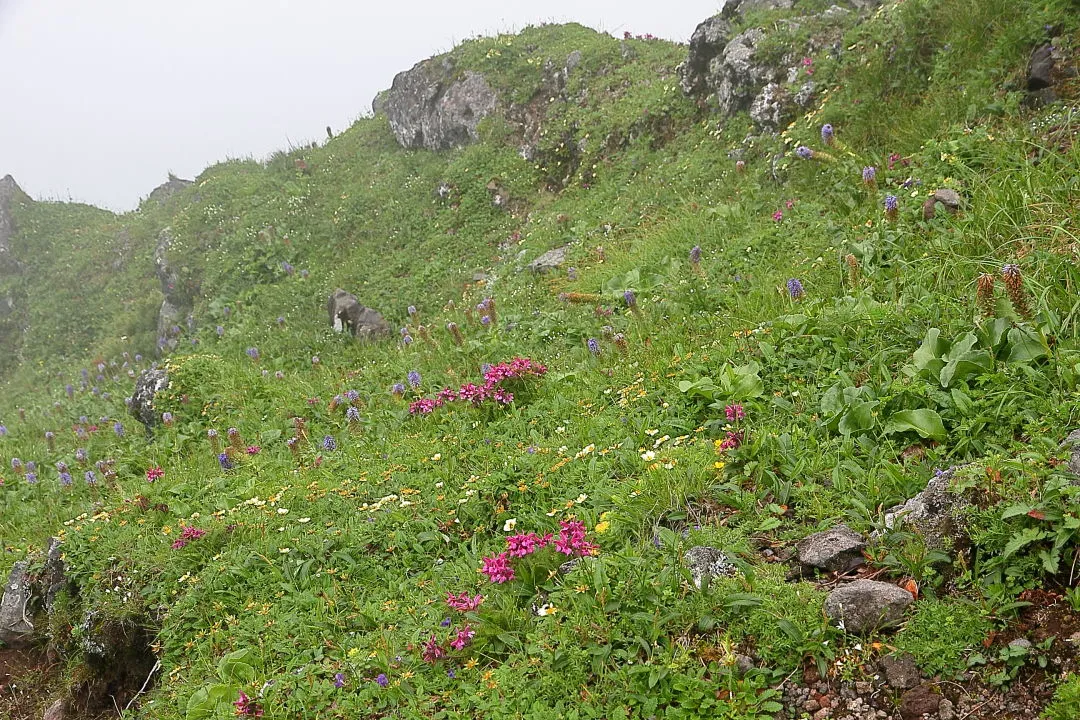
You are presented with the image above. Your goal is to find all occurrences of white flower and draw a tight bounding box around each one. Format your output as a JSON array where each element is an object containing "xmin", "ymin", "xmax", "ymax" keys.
[
  {"xmin": 279, "ymin": 548, "xmax": 291, "ymax": 554},
  {"xmin": 277, "ymin": 508, "xmax": 289, "ymax": 515},
  {"xmin": 503, "ymin": 518, "xmax": 518, "ymax": 532},
  {"xmin": 431, "ymin": 453, "xmax": 442, "ymax": 461},
  {"xmin": 297, "ymin": 517, "xmax": 311, "ymax": 524},
  {"xmin": 536, "ymin": 603, "xmax": 558, "ymax": 617},
  {"xmin": 641, "ymin": 450, "xmax": 656, "ymax": 461}
]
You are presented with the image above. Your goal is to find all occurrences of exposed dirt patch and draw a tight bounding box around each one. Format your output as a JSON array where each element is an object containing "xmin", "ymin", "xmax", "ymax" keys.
[{"xmin": 0, "ymin": 644, "xmax": 61, "ymax": 720}]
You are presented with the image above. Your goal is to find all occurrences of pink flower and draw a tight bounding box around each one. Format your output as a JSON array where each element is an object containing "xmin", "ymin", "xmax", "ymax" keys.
[
  {"xmin": 480, "ymin": 552, "xmax": 515, "ymax": 583},
  {"xmin": 772, "ymin": 210, "xmax": 783, "ymax": 222},
  {"xmin": 422, "ymin": 634, "xmax": 446, "ymax": 663},
  {"xmin": 446, "ymin": 592, "xmax": 485, "ymax": 611},
  {"xmin": 245, "ymin": 445, "xmax": 261, "ymax": 455},
  {"xmin": 724, "ymin": 404, "xmax": 746, "ymax": 422},
  {"xmin": 171, "ymin": 526, "xmax": 207, "ymax": 550},
  {"xmin": 234, "ymin": 691, "xmax": 263, "ymax": 717},
  {"xmin": 554, "ymin": 520, "xmax": 598, "ymax": 557},
  {"xmin": 449, "ymin": 625, "xmax": 475, "ymax": 650},
  {"xmin": 506, "ymin": 532, "xmax": 544, "ymax": 558},
  {"xmin": 145, "ymin": 466, "xmax": 164, "ymax": 482},
  {"xmin": 717, "ymin": 430, "xmax": 743, "ymax": 452}
]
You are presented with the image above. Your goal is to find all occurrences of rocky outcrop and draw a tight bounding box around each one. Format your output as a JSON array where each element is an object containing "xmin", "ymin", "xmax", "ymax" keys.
[
  {"xmin": 0, "ymin": 174, "xmax": 27, "ymax": 273},
  {"xmin": 381, "ymin": 57, "xmax": 498, "ymax": 151},
  {"xmin": 129, "ymin": 368, "xmax": 170, "ymax": 433},
  {"xmin": 824, "ymin": 579, "xmax": 914, "ymax": 633},
  {"xmin": 154, "ymin": 228, "xmax": 193, "ymax": 352},
  {"xmin": 527, "ymin": 247, "xmax": 568, "ymax": 274},
  {"xmin": 678, "ymin": 1, "xmax": 877, "ymax": 131},
  {"xmin": 1062, "ymin": 429, "xmax": 1080, "ymax": 477},
  {"xmin": 327, "ymin": 289, "xmax": 391, "ymax": 340},
  {"xmin": 0, "ymin": 561, "xmax": 33, "ymax": 647},
  {"xmin": 145, "ymin": 173, "xmax": 193, "ymax": 206},
  {"xmin": 881, "ymin": 465, "xmax": 968, "ymax": 548}
]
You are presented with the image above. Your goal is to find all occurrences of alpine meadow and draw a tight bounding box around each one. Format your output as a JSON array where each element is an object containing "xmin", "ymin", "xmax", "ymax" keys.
[{"xmin": 3, "ymin": 1, "xmax": 1080, "ymax": 718}]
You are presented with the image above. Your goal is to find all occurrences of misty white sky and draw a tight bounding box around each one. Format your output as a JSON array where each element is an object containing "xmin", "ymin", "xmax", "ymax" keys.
[{"xmin": 0, "ymin": 0, "xmax": 722, "ymax": 211}]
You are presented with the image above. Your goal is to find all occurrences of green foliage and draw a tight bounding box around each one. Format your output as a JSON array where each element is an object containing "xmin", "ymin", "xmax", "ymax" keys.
[
  {"xmin": 893, "ymin": 599, "xmax": 993, "ymax": 678},
  {"xmin": 1044, "ymin": 674, "xmax": 1080, "ymax": 720},
  {"xmin": 1, "ymin": 3, "xmax": 1080, "ymax": 717}
]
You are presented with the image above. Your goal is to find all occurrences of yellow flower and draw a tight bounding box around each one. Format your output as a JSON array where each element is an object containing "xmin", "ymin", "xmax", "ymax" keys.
[
  {"xmin": 465, "ymin": 658, "xmax": 478, "ymax": 669},
  {"xmin": 536, "ymin": 603, "xmax": 558, "ymax": 616},
  {"xmin": 714, "ymin": 461, "xmax": 726, "ymax": 470},
  {"xmin": 594, "ymin": 521, "xmax": 610, "ymax": 534}
]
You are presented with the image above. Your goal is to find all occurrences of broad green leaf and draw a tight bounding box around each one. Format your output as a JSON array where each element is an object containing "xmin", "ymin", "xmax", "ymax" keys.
[
  {"xmin": 1004, "ymin": 327, "xmax": 1048, "ymax": 363},
  {"xmin": 838, "ymin": 401, "xmax": 877, "ymax": 436},
  {"xmin": 1001, "ymin": 527, "xmax": 1048, "ymax": 559},
  {"xmin": 883, "ymin": 409, "xmax": 947, "ymax": 441}
]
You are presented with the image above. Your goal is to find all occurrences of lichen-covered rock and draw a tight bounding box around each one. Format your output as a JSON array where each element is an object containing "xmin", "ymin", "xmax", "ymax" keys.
[
  {"xmin": 382, "ymin": 58, "xmax": 498, "ymax": 151},
  {"xmin": 0, "ymin": 561, "xmax": 33, "ymax": 647},
  {"xmin": 824, "ymin": 579, "xmax": 913, "ymax": 633},
  {"xmin": 683, "ymin": 545, "xmax": 736, "ymax": 588},
  {"xmin": 796, "ymin": 524, "xmax": 866, "ymax": 574},
  {"xmin": 881, "ymin": 465, "xmax": 969, "ymax": 548},
  {"xmin": 527, "ymin": 247, "xmax": 568, "ymax": 274},
  {"xmin": 129, "ymin": 368, "xmax": 169, "ymax": 432},
  {"xmin": 43, "ymin": 536, "xmax": 68, "ymax": 611},
  {"xmin": 327, "ymin": 289, "xmax": 391, "ymax": 340}
]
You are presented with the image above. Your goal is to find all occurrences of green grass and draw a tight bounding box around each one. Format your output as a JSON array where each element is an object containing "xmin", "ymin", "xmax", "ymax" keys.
[{"xmin": 2, "ymin": 1, "xmax": 1080, "ymax": 717}]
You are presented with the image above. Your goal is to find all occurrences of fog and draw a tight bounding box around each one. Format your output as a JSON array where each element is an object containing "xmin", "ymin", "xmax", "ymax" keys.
[{"xmin": 0, "ymin": 0, "xmax": 721, "ymax": 211}]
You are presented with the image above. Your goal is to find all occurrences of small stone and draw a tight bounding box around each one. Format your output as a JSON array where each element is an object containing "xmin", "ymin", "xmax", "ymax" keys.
[
  {"xmin": 43, "ymin": 699, "xmax": 66, "ymax": 720},
  {"xmin": 880, "ymin": 654, "xmax": 921, "ymax": 689},
  {"xmin": 899, "ymin": 684, "xmax": 940, "ymax": 720},
  {"xmin": 796, "ymin": 524, "xmax": 866, "ymax": 574},
  {"xmin": 1008, "ymin": 637, "xmax": 1032, "ymax": 650},
  {"xmin": 803, "ymin": 699, "xmax": 821, "ymax": 712},
  {"xmin": 938, "ymin": 698, "xmax": 956, "ymax": 720},
  {"xmin": 683, "ymin": 546, "xmax": 736, "ymax": 589},
  {"xmin": 855, "ymin": 681, "xmax": 873, "ymax": 694}
]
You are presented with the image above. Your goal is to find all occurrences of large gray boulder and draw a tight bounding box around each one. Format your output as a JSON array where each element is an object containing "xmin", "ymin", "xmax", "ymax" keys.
[
  {"xmin": 327, "ymin": 289, "xmax": 390, "ymax": 340},
  {"xmin": 824, "ymin": 579, "xmax": 914, "ymax": 633},
  {"xmin": 795, "ymin": 524, "xmax": 866, "ymax": 574},
  {"xmin": 0, "ymin": 561, "xmax": 33, "ymax": 647},
  {"xmin": 381, "ymin": 57, "xmax": 498, "ymax": 151},
  {"xmin": 1062, "ymin": 429, "xmax": 1080, "ymax": 477},
  {"xmin": 129, "ymin": 367, "xmax": 170, "ymax": 432}
]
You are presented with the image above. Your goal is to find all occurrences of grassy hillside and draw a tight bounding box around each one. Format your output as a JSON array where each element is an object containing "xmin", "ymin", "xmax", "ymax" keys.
[{"xmin": 2, "ymin": 1, "xmax": 1080, "ymax": 718}]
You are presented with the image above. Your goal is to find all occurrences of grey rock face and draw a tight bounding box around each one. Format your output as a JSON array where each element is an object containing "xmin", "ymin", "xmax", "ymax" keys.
[
  {"xmin": 881, "ymin": 466, "xmax": 968, "ymax": 548},
  {"xmin": 327, "ymin": 289, "xmax": 390, "ymax": 340},
  {"xmin": 749, "ymin": 83, "xmax": 788, "ymax": 132},
  {"xmin": 527, "ymin": 246, "xmax": 568, "ymax": 274},
  {"xmin": 43, "ymin": 698, "xmax": 67, "ymax": 720},
  {"xmin": 153, "ymin": 228, "xmax": 194, "ymax": 352},
  {"xmin": 145, "ymin": 174, "xmax": 193, "ymax": 206},
  {"xmin": 383, "ymin": 58, "xmax": 498, "ymax": 151},
  {"xmin": 824, "ymin": 579, "xmax": 914, "ymax": 633},
  {"xmin": 796, "ymin": 524, "xmax": 866, "ymax": 574},
  {"xmin": 683, "ymin": 545, "xmax": 736, "ymax": 588},
  {"xmin": 0, "ymin": 174, "xmax": 25, "ymax": 272},
  {"xmin": 0, "ymin": 561, "xmax": 33, "ymax": 647},
  {"xmin": 1028, "ymin": 44, "xmax": 1054, "ymax": 90},
  {"xmin": 678, "ymin": 13, "xmax": 736, "ymax": 97},
  {"xmin": 43, "ymin": 537, "xmax": 68, "ymax": 611},
  {"xmin": 129, "ymin": 368, "xmax": 169, "ymax": 432}
]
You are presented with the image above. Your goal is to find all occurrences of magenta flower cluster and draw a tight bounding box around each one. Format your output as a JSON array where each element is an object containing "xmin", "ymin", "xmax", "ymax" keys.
[
  {"xmin": 480, "ymin": 520, "xmax": 598, "ymax": 584},
  {"xmin": 408, "ymin": 357, "xmax": 547, "ymax": 415},
  {"xmin": 171, "ymin": 525, "xmax": 207, "ymax": 550}
]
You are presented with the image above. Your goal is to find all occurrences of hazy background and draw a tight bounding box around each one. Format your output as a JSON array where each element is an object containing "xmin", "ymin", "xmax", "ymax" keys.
[{"xmin": 0, "ymin": 0, "xmax": 721, "ymax": 211}]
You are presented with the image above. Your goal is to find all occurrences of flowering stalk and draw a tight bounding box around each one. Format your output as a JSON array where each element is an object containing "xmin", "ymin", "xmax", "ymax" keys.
[
  {"xmin": 1001, "ymin": 264, "xmax": 1033, "ymax": 320},
  {"xmin": 976, "ymin": 273, "xmax": 997, "ymax": 318},
  {"xmin": 845, "ymin": 254, "xmax": 860, "ymax": 287}
]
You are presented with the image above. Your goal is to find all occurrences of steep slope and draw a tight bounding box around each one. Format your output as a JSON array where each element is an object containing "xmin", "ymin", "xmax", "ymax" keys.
[{"xmin": 2, "ymin": 1, "xmax": 1080, "ymax": 719}]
